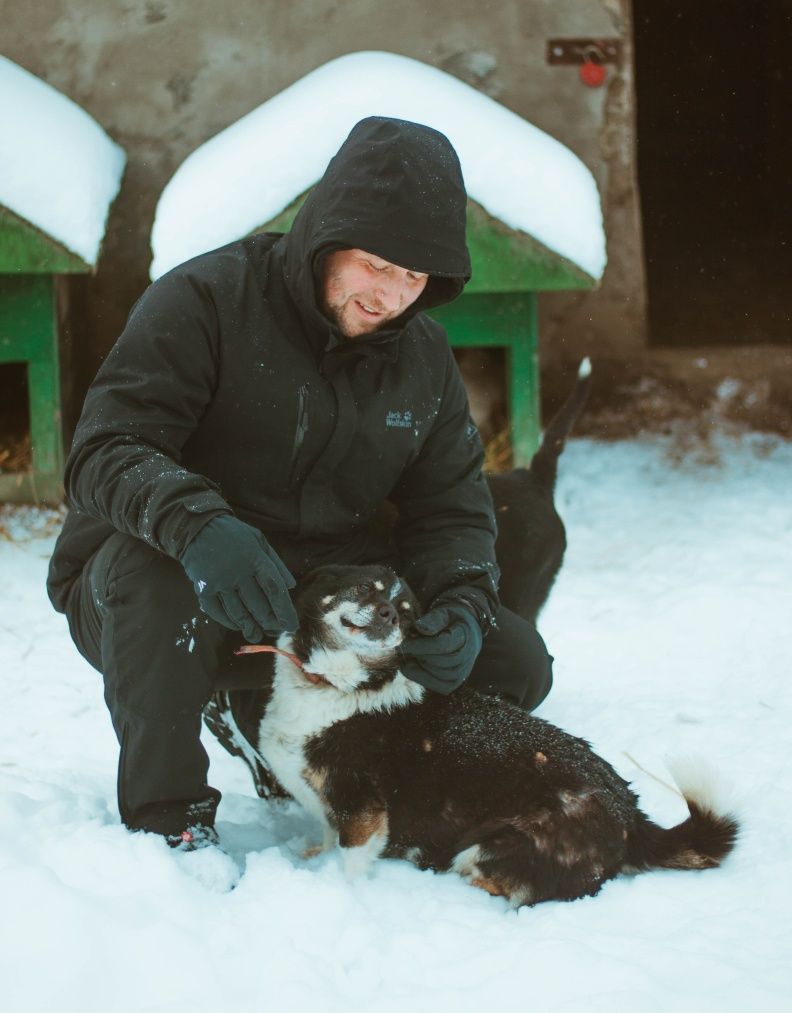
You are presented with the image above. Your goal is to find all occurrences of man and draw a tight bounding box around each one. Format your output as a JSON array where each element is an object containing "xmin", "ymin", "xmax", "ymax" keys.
[{"xmin": 47, "ymin": 117, "xmax": 552, "ymax": 849}]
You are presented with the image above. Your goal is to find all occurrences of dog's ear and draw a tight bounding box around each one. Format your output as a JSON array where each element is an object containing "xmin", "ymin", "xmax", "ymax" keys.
[
  {"xmin": 294, "ymin": 569, "xmax": 327, "ymax": 598},
  {"xmin": 294, "ymin": 569, "xmax": 333, "ymax": 607},
  {"xmin": 294, "ymin": 565, "xmax": 354, "ymax": 605}
]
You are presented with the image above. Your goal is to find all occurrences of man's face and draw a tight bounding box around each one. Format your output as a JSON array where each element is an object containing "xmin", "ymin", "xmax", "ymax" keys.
[{"xmin": 321, "ymin": 249, "xmax": 429, "ymax": 338}]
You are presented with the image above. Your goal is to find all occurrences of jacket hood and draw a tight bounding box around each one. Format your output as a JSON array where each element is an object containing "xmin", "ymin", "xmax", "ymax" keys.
[{"xmin": 280, "ymin": 116, "xmax": 471, "ymax": 351}]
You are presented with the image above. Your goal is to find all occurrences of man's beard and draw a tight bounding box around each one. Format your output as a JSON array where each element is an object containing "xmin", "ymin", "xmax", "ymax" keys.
[
  {"xmin": 321, "ymin": 272, "xmax": 393, "ymax": 339},
  {"xmin": 323, "ymin": 299, "xmax": 392, "ymax": 339}
]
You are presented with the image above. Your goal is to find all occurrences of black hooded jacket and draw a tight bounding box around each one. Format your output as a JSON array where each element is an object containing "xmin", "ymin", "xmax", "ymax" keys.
[{"xmin": 47, "ymin": 117, "xmax": 500, "ymax": 624}]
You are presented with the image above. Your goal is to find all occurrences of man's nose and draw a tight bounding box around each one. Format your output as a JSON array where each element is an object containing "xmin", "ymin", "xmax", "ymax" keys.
[{"xmin": 374, "ymin": 276, "xmax": 405, "ymax": 312}]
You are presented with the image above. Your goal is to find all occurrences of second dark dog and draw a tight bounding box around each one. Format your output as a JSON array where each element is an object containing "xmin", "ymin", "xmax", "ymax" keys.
[{"xmin": 488, "ymin": 357, "xmax": 591, "ymax": 624}]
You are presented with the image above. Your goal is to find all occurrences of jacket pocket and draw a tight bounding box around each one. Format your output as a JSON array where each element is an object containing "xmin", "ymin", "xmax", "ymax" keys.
[{"xmin": 287, "ymin": 383, "xmax": 309, "ymax": 486}]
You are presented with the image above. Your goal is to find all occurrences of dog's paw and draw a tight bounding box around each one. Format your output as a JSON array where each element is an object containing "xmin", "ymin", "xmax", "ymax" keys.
[
  {"xmin": 341, "ymin": 831, "xmax": 387, "ymax": 881},
  {"xmin": 342, "ymin": 845, "xmax": 376, "ymax": 880},
  {"xmin": 302, "ymin": 827, "xmax": 338, "ymax": 860}
]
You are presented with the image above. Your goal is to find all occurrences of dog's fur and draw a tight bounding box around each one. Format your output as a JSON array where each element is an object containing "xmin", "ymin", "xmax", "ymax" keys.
[{"xmin": 209, "ymin": 564, "xmax": 737, "ymax": 906}]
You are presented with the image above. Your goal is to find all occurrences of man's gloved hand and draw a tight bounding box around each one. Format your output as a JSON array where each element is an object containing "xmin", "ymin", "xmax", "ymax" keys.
[
  {"xmin": 399, "ymin": 602, "xmax": 483, "ymax": 694},
  {"xmin": 180, "ymin": 515, "xmax": 298, "ymax": 642}
]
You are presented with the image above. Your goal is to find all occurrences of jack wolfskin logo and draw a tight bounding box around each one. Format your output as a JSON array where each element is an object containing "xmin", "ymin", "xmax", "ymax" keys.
[{"xmin": 386, "ymin": 410, "xmax": 413, "ymax": 429}]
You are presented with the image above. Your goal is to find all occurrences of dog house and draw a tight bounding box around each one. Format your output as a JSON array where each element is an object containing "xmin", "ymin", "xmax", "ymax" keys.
[
  {"xmin": 151, "ymin": 51, "xmax": 606, "ymax": 465},
  {"xmin": 0, "ymin": 57, "xmax": 125, "ymax": 504},
  {"xmin": 0, "ymin": 214, "xmax": 87, "ymax": 504}
]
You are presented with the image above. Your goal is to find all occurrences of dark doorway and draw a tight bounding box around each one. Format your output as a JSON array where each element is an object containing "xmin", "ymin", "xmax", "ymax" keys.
[
  {"xmin": 0, "ymin": 363, "xmax": 31, "ymax": 474},
  {"xmin": 633, "ymin": 0, "xmax": 792, "ymax": 345}
]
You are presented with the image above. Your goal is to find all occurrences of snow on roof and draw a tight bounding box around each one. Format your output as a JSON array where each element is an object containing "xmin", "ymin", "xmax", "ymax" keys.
[
  {"xmin": 0, "ymin": 56, "xmax": 126, "ymax": 267},
  {"xmin": 151, "ymin": 51, "xmax": 606, "ymax": 282}
]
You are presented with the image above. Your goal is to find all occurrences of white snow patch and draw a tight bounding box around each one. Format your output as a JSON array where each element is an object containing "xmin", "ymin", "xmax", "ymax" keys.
[
  {"xmin": 665, "ymin": 754, "xmax": 740, "ymax": 821},
  {"xmin": 0, "ymin": 56, "xmax": 125, "ymax": 266},
  {"xmin": 151, "ymin": 51, "xmax": 605, "ymax": 282},
  {"xmin": 2, "ymin": 435, "xmax": 792, "ymax": 1011}
]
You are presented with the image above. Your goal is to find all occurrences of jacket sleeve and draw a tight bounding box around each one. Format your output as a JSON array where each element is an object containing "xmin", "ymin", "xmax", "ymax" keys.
[
  {"xmin": 64, "ymin": 270, "xmax": 232, "ymax": 560},
  {"xmin": 389, "ymin": 346, "xmax": 500, "ymax": 627}
]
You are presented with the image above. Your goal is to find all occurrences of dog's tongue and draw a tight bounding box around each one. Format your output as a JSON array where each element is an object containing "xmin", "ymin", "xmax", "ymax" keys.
[{"xmin": 342, "ymin": 617, "xmax": 365, "ymax": 632}]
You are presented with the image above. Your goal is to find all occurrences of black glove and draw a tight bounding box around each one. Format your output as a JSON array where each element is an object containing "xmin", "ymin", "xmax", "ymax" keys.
[
  {"xmin": 399, "ymin": 602, "xmax": 483, "ymax": 695},
  {"xmin": 180, "ymin": 515, "xmax": 298, "ymax": 642}
]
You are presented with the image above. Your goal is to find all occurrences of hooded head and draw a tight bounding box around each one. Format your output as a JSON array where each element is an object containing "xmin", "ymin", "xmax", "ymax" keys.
[{"xmin": 281, "ymin": 117, "xmax": 471, "ymax": 346}]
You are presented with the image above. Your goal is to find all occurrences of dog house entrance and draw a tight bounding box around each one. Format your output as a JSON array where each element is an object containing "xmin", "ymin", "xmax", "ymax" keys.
[{"xmin": 0, "ymin": 363, "xmax": 31, "ymax": 477}]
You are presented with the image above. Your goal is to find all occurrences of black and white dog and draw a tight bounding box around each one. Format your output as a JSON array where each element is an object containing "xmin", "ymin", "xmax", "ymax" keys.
[{"xmin": 210, "ymin": 564, "xmax": 737, "ymax": 906}]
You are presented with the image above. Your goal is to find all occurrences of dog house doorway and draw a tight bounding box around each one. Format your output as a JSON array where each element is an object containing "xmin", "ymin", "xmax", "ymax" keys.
[
  {"xmin": 0, "ymin": 363, "xmax": 31, "ymax": 478},
  {"xmin": 633, "ymin": 0, "xmax": 792, "ymax": 346}
]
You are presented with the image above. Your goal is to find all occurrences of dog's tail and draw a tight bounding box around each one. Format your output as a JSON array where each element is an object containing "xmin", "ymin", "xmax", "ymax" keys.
[
  {"xmin": 529, "ymin": 357, "xmax": 592, "ymax": 493},
  {"xmin": 625, "ymin": 758, "xmax": 739, "ymax": 873}
]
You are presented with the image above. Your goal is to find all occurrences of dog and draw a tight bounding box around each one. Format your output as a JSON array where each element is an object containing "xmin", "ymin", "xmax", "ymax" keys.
[
  {"xmin": 207, "ymin": 563, "xmax": 738, "ymax": 906},
  {"xmin": 487, "ymin": 357, "xmax": 591, "ymax": 624}
]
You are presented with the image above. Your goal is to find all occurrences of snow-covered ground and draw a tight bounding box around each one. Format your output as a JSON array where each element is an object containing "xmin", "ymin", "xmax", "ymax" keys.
[{"xmin": 1, "ymin": 435, "xmax": 790, "ymax": 1013}]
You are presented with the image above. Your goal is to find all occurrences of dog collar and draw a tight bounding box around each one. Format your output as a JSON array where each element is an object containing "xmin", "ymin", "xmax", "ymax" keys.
[{"xmin": 234, "ymin": 644, "xmax": 329, "ymax": 686}]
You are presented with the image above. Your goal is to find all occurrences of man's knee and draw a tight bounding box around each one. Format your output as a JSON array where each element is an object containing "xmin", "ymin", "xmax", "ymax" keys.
[
  {"xmin": 97, "ymin": 532, "xmax": 189, "ymax": 601},
  {"xmin": 467, "ymin": 608, "xmax": 553, "ymax": 712},
  {"xmin": 518, "ymin": 635, "xmax": 553, "ymax": 711},
  {"xmin": 73, "ymin": 533, "xmax": 227, "ymax": 713}
]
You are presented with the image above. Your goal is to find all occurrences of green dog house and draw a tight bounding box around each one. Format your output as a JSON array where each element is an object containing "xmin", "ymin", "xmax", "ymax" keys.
[
  {"xmin": 0, "ymin": 212, "xmax": 91, "ymax": 504},
  {"xmin": 0, "ymin": 56, "xmax": 124, "ymax": 505},
  {"xmin": 152, "ymin": 51, "xmax": 607, "ymax": 466}
]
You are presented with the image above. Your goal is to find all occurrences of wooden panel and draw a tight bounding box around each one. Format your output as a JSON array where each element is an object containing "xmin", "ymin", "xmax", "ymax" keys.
[
  {"xmin": 430, "ymin": 292, "xmax": 540, "ymax": 465},
  {"xmin": 0, "ymin": 205, "xmax": 91, "ymax": 274},
  {"xmin": 464, "ymin": 201, "xmax": 595, "ymax": 292},
  {"xmin": 255, "ymin": 194, "xmax": 597, "ymax": 292},
  {"xmin": 0, "ymin": 276, "xmax": 57, "ymax": 362},
  {"xmin": 0, "ymin": 471, "xmax": 63, "ymax": 506}
]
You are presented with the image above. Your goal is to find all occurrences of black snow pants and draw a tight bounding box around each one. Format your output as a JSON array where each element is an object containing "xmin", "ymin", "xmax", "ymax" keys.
[{"xmin": 64, "ymin": 531, "xmax": 553, "ymax": 837}]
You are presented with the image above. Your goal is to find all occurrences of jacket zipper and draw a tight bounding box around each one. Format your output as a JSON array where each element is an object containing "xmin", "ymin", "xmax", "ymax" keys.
[{"xmin": 288, "ymin": 383, "xmax": 309, "ymax": 485}]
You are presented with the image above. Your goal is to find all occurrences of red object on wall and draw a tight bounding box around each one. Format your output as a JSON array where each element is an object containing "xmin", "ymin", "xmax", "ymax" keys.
[{"xmin": 580, "ymin": 60, "xmax": 607, "ymax": 87}]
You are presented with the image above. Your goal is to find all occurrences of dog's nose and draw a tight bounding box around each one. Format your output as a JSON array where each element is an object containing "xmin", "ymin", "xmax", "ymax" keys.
[{"xmin": 375, "ymin": 603, "xmax": 398, "ymax": 627}]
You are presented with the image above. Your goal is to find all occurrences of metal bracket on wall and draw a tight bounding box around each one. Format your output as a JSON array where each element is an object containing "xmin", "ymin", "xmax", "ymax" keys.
[{"xmin": 546, "ymin": 39, "xmax": 622, "ymax": 65}]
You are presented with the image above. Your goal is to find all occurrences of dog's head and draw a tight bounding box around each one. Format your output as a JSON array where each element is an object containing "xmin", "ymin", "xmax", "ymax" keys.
[
  {"xmin": 285, "ymin": 564, "xmax": 421, "ymax": 692},
  {"xmin": 294, "ymin": 564, "xmax": 419, "ymax": 653}
]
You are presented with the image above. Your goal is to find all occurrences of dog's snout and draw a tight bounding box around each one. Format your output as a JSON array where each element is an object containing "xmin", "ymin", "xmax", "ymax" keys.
[{"xmin": 375, "ymin": 603, "xmax": 398, "ymax": 627}]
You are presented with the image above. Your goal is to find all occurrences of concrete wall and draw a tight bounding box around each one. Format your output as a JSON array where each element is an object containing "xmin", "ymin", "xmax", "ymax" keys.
[{"xmin": 1, "ymin": 0, "xmax": 644, "ymax": 400}]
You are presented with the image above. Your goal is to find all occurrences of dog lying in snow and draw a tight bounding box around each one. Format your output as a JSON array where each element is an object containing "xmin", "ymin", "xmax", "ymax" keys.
[{"xmin": 209, "ymin": 564, "xmax": 738, "ymax": 906}]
